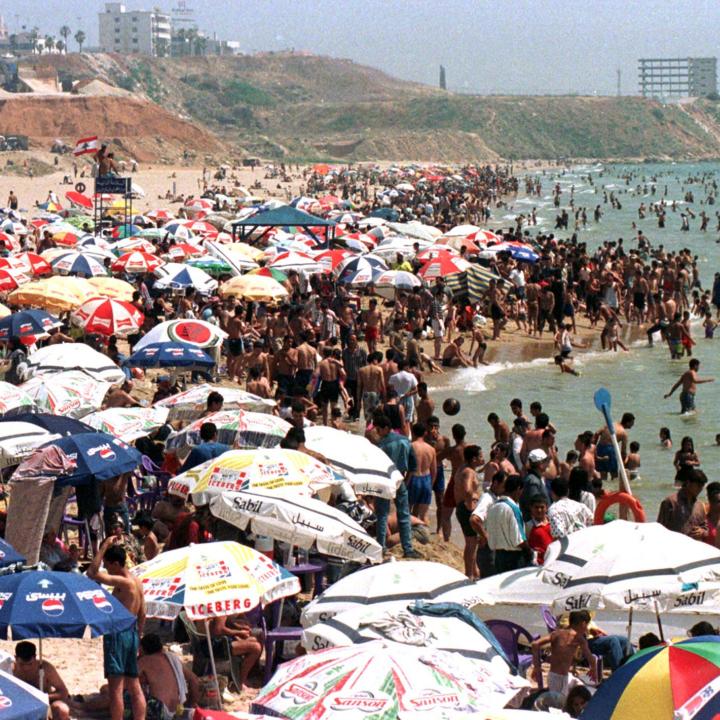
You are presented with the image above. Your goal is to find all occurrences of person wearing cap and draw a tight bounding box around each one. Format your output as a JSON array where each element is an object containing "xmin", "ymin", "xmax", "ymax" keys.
[
  {"xmin": 521, "ymin": 448, "xmax": 551, "ymax": 521},
  {"xmin": 151, "ymin": 375, "xmax": 179, "ymax": 404}
]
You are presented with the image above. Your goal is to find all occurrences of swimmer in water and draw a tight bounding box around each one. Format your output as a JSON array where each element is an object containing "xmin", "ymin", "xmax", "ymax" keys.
[{"xmin": 625, "ymin": 441, "xmax": 641, "ymax": 481}]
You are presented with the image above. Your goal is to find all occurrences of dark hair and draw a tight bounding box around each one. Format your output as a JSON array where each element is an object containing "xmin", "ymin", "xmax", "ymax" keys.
[
  {"xmin": 451, "ymin": 423, "xmax": 466, "ymax": 442},
  {"xmin": 374, "ymin": 414, "xmax": 392, "ymax": 430},
  {"xmin": 551, "ymin": 477, "xmax": 569, "ymax": 498},
  {"xmin": 140, "ymin": 633, "xmax": 164, "ymax": 654},
  {"xmin": 564, "ymin": 686, "xmax": 592, "ymax": 714},
  {"xmin": 568, "ymin": 467, "xmax": 590, "ymax": 501},
  {"xmin": 504, "ymin": 474, "xmax": 523, "ymax": 495},
  {"xmin": 136, "ymin": 516, "xmax": 154, "ymax": 530},
  {"xmin": 427, "ymin": 415, "xmax": 440, "ymax": 428},
  {"xmin": 491, "ymin": 470, "xmax": 507, "ymax": 487},
  {"xmin": 621, "ymin": 412, "xmax": 635, "ymax": 425},
  {"xmin": 291, "ymin": 400, "xmax": 305, "ymax": 414},
  {"xmin": 199, "ymin": 422, "xmax": 217, "ymax": 442},
  {"xmin": 569, "ymin": 610, "xmax": 591, "ymax": 626},
  {"xmin": 418, "ymin": 381, "xmax": 427, "ymax": 393},
  {"xmin": 638, "ymin": 632, "xmax": 663, "ymax": 649},
  {"xmin": 463, "ymin": 444, "xmax": 481, "ymax": 463},
  {"xmin": 411, "ymin": 422, "xmax": 426, "ymax": 439},
  {"xmin": 529, "ymin": 494, "xmax": 547, "ymax": 507},
  {"xmin": 530, "ymin": 401, "xmax": 542, "ymax": 412},
  {"xmin": 690, "ymin": 358, "xmax": 700, "ymax": 370},
  {"xmin": 629, "ymin": 441, "xmax": 640, "ymax": 452},
  {"xmin": 510, "ymin": 398, "xmax": 522, "ymax": 409},
  {"xmin": 687, "ymin": 468, "xmax": 708, "ymax": 487},
  {"xmin": 689, "ymin": 621, "xmax": 717, "ymax": 637},
  {"xmin": 105, "ymin": 544, "xmax": 127, "ymax": 567},
  {"xmin": 487, "ymin": 412, "xmax": 499, "ymax": 423},
  {"xmin": 535, "ymin": 412, "xmax": 550, "ymax": 429},
  {"xmin": 15, "ymin": 641, "xmax": 36, "ymax": 661},
  {"xmin": 707, "ymin": 481, "xmax": 720, "ymax": 498}
]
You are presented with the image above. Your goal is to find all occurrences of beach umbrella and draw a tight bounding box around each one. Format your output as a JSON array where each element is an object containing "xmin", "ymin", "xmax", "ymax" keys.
[
  {"xmin": 301, "ymin": 561, "xmax": 472, "ymax": 627},
  {"xmin": 335, "ymin": 255, "xmax": 387, "ymax": 285},
  {"xmin": 416, "ymin": 245, "xmax": 459, "ymax": 260},
  {"xmin": 8, "ymin": 277, "xmax": 94, "ymax": 313},
  {"xmin": 0, "ymin": 304, "xmax": 9, "ymax": 319},
  {"xmin": 417, "ymin": 254, "xmax": 470, "ymax": 280},
  {"xmin": 0, "ymin": 539, "xmax": 24, "ymax": 569},
  {"xmin": 77, "ymin": 234, "xmax": 113, "ymax": 251},
  {"xmin": 166, "ymin": 410, "xmax": 290, "ymax": 456},
  {"xmin": 373, "ymin": 269, "xmax": 422, "ymax": 296},
  {"xmin": 110, "ymin": 237, "xmax": 157, "ymax": 255},
  {"xmin": 86, "ymin": 276, "xmax": 135, "ymax": 301},
  {"xmin": 210, "ymin": 489, "xmax": 383, "ymax": 563},
  {"xmin": 311, "ymin": 248, "xmax": 355, "ymax": 272},
  {"xmin": 0, "ymin": 253, "xmax": 52, "ymax": 277},
  {"xmin": 218, "ymin": 275, "xmax": 288, "ymax": 301},
  {"xmin": 0, "ymin": 570, "xmax": 135, "ymax": 638},
  {"xmin": 302, "ymin": 602, "xmax": 511, "ymax": 668},
  {"xmin": 1, "ymin": 413, "xmax": 94, "ymax": 437},
  {"xmin": 268, "ymin": 251, "xmax": 324, "ymax": 274},
  {"xmin": 153, "ymin": 263, "xmax": 218, "ymax": 293},
  {"xmin": 224, "ymin": 242, "xmax": 264, "ymax": 261},
  {"xmin": 440, "ymin": 235, "xmax": 483, "ymax": 253},
  {"xmin": 21, "ymin": 371, "xmax": 110, "ymax": 419},
  {"xmin": 153, "ymin": 383, "xmax": 275, "ymax": 422},
  {"xmin": 50, "ymin": 251, "xmax": 108, "ymax": 278},
  {"xmin": 0, "ymin": 422, "xmax": 59, "ymax": 468},
  {"xmin": 444, "ymin": 224, "xmax": 481, "ymax": 237},
  {"xmin": 51, "ymin": 230, "xmax": 81, "ymax": 247},
  {"xmin": 0, "ymin": 383, "xmax": 36, "ymax": 416},
  {"xmin": 483, "ymin": 242, "xmax": 539, "ymax": 263},
  {"xmin": 165, "ymin": 243, "xmax": 205, "ymax": 261},
  {"xmin": 0, "ymin": 268, "xmax": 31, "ymax": 292},
  {"xmin": 168, "ymin": 448, "xmax": 340, "ymax": 504},
  {"xmin": 368, "ymin": 207, "xmax": 400, "ymax": 221},
  {"xmin": 252, "ymin": 640, "xmax": 528, "ymax": 718},
  {"xmin": 111, "ymin": 251, "xmax": 164, "ymax": 274},
  {"xmin": 303, "ymin": 426, "xmax": 403, "ymax": 499},
  {"xmin": 127, "ymin": 341, "xmax": 215, "ymax": 369},
  {"xmin": 64, "ymin": 215, "xmax": 95, "ymax": 232},
  {"xmin": 146, "ymin": 209, "xmax": 174, "ymax": 222},
  {"xmin": 70, "ymin": 297, "xmax": 144, "ymax": 337},
  {"xmin": 64, "ymin": 190, "xmax": 93, "ymax": 210},
  {"xmin": 543, "ymin": 521, "xmax": 720, "ymax": 614},
  {"xmin": 247, "ymin": 266, "xmax": 288, "ymax": 283},
  {"xmin": 185, "ymin": 256, "xmax": 233, "ymax": 277},
  {"xmin": 34, "ymin": 432, "xmax": 141, "ymax": 485},
  {"xmin": 0, "ymin": 669, "xmax": 49, "ymax": 719},
  {"xmin": 205, "ymin": 241, "xmax": 259, "ymax": 275},
  {"xmin": 183, "ymin": 220, "xmax": 217, "ymax": 236},
  {"xmin": 110, "ymin": 224, "xmax": 142, "ymax": 240},
  {"xmin": 83, "ymin": 407, "xmax": 170, "ymax": 442},
  {"xmin": 132, "ymin": 319, "xmax": 227, "ymax": 352},
  {"xmin": 0, "ymin": 232, "xmax": 21, "ymax": 253},
  {"xmin": 582, "ymin": 637, "xmax": 720, "ymax": 720},
  {"xmin": 0, "ymin": 310, "xmax": 60, "ymax": 341},
  {"xmin": 26, "ymin": 344, "xmax": 125, "ymax": 384}
]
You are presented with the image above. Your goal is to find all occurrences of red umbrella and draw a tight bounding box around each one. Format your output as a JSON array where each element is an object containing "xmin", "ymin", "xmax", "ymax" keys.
[
  {"xmin": 312, "ymin": 248, "xmax": 355, "ymax": 271},
  {"xmin": 111, "ymin": 251, "xmax": 164, "ymax": 274},
  {"xmin": 0, "ymin": 252, "xmax": 52, "ymax": 277},
  {"xmin": 0, "ymin": 268, "xmax": 30, "ymax": 291},
  {"xmin": 417, "ymin": 254, "xmax": 470, "ymax": 280},
  {"xmin": 166, "ymin": 243, "xmax": 206, "ymax": 261},
  {"xmin": 64, "ymin": 190, "xmax": 93, "ymax": 210},
  {"xmin": 71, "ymin": 297, "xmax": 144, "ymax": 337}
]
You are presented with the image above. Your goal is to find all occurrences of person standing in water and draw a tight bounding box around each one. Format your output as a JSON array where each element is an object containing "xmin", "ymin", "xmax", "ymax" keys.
[{"xmin": 664, "ymin": 359, "xmax": 715, "ymax": 415}]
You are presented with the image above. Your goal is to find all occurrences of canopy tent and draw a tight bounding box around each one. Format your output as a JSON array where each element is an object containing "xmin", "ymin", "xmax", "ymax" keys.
[{"xmin": 231, "ymin": 205, "xmax": 336, "ymax": 247}]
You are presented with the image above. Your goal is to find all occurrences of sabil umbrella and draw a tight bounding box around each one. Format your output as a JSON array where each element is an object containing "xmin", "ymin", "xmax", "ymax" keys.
[{"xmin": 153, "ymin": 383, "xmax": 275, "ymax": 422}]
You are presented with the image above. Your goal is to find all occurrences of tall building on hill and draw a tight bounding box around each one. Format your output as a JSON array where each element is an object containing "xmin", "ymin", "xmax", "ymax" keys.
[
  {"xmin": 98, "ymin": 3, "xmax": 172, "ymax": 57},
  {"xmin": 439, "ymin": 65, "xmax": 447, "ymax": 90},
  {"xmin": 638, "ymin": 57, "xmax": 717, "ymax": 99}
]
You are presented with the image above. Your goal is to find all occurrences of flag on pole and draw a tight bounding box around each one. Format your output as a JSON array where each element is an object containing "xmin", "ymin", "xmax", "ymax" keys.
[{"xmin": 73, "ymin": 136, "xmax": 99, "ymax": 156}]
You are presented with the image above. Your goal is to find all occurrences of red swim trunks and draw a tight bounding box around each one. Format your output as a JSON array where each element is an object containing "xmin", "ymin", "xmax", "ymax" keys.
[{"xmin": 365, "ymin": 325, "xmax": 379, "ymax": 342}]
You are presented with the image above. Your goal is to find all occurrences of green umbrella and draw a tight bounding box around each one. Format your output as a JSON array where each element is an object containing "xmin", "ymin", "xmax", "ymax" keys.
[
  {"xmin": 186, "ymin": 257, "xmax": 233, "ymax": 277},
  {"xmin": 248, "ymin": 266, "xmax": 288, "ymax": 283},
  {"xmin": 65, "ymin": 215, "xmax": 95, "ymax": 230}
]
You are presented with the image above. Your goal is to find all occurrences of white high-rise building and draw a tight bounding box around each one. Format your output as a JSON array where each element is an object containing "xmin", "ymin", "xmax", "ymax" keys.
[{"xmin": 98, "ymin": 3, "xmax": 171, "ymax": 56}]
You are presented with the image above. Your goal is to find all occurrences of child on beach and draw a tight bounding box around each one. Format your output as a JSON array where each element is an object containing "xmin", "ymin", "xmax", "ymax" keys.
[
  {"xmin": 624, "ymin": 441, "xmax": 641, "ymax": 480},
  {"xmin": 659, "ymin": 427, "xmax": 672, "ymax": 449},
  {"xmin": 554, "ymin": 354, "xmax": 579, "ymax": 376},
  {"xmin": 559, "ymin": 450, "xmax": 579, "ymax": 481},
  {"xmin": 703, "ymin": 312, "xmax": 716, "ymax": 339},
  {"xmin": 674, "ymin": 436, "xmax": 700, "ymax": 474}
]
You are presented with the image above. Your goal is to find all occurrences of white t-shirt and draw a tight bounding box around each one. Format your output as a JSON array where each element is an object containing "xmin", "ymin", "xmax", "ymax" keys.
[
  {"xmin": 509, "ymin": 267, "xmax": 526, "ymax": 288},
  {"xmin": 389, "ymin": 370, "xmax": 418, "ymax": 399},
  {"xmin": 486, "ymin": 497, "xmax": 524, "ymax": 551},
  {"xmin": 548, "ymin": 497, "xmax": 593, "ymax": 539},
  {"xmin": 472, "ymin": 490, "xmax": 498, "ymax": 523}
]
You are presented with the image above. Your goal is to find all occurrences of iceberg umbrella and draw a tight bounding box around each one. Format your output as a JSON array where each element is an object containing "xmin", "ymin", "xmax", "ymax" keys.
[
  {"xmin": 209, "ymin": 489, "xmax": 382, "ymax": 563},
  {"xmin": 20, "ymin": 372, "xmax": 110, "ymax": 419},
  {"xmin": 26, "ymin": 344, "xmax": 125, "ymax": 385},
  {"xmin": 0, "ymin": 422, "xmax": 59, "ymax": 468},
  {"xmin": 153, "ymin": 383, "xmax": 275, "ymax": 422},
  {"xmin": 83, "ymin": 407, "xmax": 170, "ymax": 442},
  {"xmin": 132, "ymin": 319, "xmax": 227, "ymax": 352}
]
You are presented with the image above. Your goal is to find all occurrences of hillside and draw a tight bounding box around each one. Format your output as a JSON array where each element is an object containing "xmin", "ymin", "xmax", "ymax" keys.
[{"xmin": 14, "ymin": 52, "xmax": 720, "ymax": 162}]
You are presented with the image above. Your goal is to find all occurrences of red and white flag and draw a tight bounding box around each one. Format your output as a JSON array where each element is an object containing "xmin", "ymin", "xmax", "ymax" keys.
[{"xmin": 73, "ymin": 135, "xmax": 99, "ymax": 156}]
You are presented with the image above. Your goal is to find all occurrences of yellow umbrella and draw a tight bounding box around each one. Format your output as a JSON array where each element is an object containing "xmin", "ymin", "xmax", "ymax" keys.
[
  {"xmin": 87, "ymin": 276, "xmax": 136, "ymax": 301},
  {"xmin": 8, "ymin": 276, "xmax": 94, "ymax": 312},
  {"xmin": 0, "ymin": 303, "xmax": 10, "ymax": 319},
  {"xmin": 219, "ymin": 274, "xmax": 288, "ymax": 301},
  {"xmin": 225, "ymin": 242, "xmax": 264, "ymax": 261}
]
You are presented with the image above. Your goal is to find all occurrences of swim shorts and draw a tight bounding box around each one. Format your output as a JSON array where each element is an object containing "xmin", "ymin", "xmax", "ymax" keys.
[
  {"xmin": 455, "ymin": 501, "xmax": 477, "ymax": 538},
  {"xmin": 431, "ymin": 318, "xmax": 445, "ymax": 337},
  {"xmin": 104, "ymin": 626, "xmax": 139, "ymax": 678},
  {"xmin": 294, "ymin": 369, "xmax": 313, "ymax": 393},
  {"xmin": 441, "ymin": 356, "xmax": 455, "ymax": 367},
  {"xmin": 408, "ymin": 474, "xmax": 432, "ymax": 506},
  {"xmin": 365, "ymin": 325, "xmax": 379, "ymax": 342},
  {"xmin": 680, "ymin": 390, "xmax": 696, "ymax": 414},
  {"xmin": 595, "ymin": 443, "xmax": 618, "ymax": 474},
  {"xmin": 443, "ymin": 477, "xmax": 456, "ymax": 509},
  {"xmin": 318, "ymin": 379, "xmax": 340, "ymax": 403},
  {"xmin": 433, "ymin": 462, "xmax": 445, "ymax": 494},
  {"xmin": 362, "ymin": 391, "xmax": 381, "ymax": 420},
  {"xmin": 228, "ymin": 338, "xmax": 244, "ymax": 357}
]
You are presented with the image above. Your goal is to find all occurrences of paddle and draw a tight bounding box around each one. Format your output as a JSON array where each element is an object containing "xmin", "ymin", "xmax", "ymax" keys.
[{"xmin": 593, "ymin": 388, "xmax": 632, "ymax": 496}]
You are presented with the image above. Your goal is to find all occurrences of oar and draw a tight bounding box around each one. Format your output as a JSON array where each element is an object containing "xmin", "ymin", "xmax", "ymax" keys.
[{"xmin": 593, "ymin": 387, "xmax": 632, "ymax": 496}]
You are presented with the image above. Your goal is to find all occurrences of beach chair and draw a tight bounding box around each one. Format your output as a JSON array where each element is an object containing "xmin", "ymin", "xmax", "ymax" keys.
[
  {"xmin": 485, "ymin": 619, "xmax": 536, "ymax": 677},
  {"xmin": 262, "ymin": 600, "xmax": 303, "ymax": 683},
  {"xmin": 60, "ymin": 515, "xmax": 92, "ymax": 558},
  {"xmin": 541, "ymin": 605, "xmax": 558, "ymax": 632}
]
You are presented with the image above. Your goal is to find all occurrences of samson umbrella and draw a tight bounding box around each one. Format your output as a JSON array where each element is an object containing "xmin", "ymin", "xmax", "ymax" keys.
[
  {"xmin": 209, "ymin": 489, "xmax": 382, "ymax": 563},
  {"xmin": 26, "ymin": 344, "xmax": 126, "ymax": 385},
  {"xmin": 83, "ymin": 407, "xmax": 169, "ymax": 442},
  {"xmin": 153, "ymin": 383, "xmax": 275, "ymax": 422},
  {"xmin": 111, "ymin": 251, "xmax": 164, "ymax": 274},
  {"xmin": 70, "ymin": 297, "xmax": 144, "ymax": 337},
  {"xmin": 132, "ymin": 319, "xmax": 227, "ymax": 352},
  {"xmin": 20, "ymin": 372, "xmax": 110, "ymax": 419},
  {"xmin": 301, "ymin": 561, "xmax": 472, "ymax": 627},
  {"xmin": 127, "ymin": 342, "xmax": 215, "ymax": 369},
  {"xmin": 417, "ymin": 254, "xmax": 470, "ymax": 280},
  {"xmin": 0, "ymin": 383, "xmax": 36, "ymax": 415},
  {"xmin": 0, "ymin": 253, "xmax": 52, "ymax": 277},
  {"xmin": 0, "ymin": 267, "xmax": 31, "ymax": 292}
]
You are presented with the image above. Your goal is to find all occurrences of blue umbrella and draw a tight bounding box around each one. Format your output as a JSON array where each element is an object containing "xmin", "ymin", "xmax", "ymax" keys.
[
  {"xmin": 49, "ymin": 252, "xmax": 108, "ymax": 278},
  {"xmin": 40, "ymin": 432, "xmax": 141, "ymax": 485},
  {"xmin": 336, "ymin": 256, "xmax": 387, "ymax": 285},
  {"xmin": 504, "ymin": 245, "xmax": 539, "ymax": 263},
  {"xmin": 0, "ymin": 413, "xmax": 95, "ymax": 436},
  {"xmin": 127, "ymin": 341, "xmax": 215, "ymax": 369},
  {"xmin": 0, "ymin": 570, "xmax": 135, "ymax": 639},
  {"xmin": 368, "ymin": 207, "xmax": 400, "ymax": 221},
  {"xmin": 0, "ymin": 669, "xmax": 48, "ymax": 720},
  {"xmin": 0, "ymin": 540, "xmax": 24, "ymax": 569},
  {"xmin": 0, "ymin": 310, "xmax": 60, "ymax": 341}
]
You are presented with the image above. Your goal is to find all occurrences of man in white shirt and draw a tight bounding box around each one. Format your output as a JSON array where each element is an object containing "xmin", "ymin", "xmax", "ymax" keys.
[
  {"xmin": 509, "ymin": 265, "xmax": 526, "ymax": 299},
  {"xmin": 547, "ymin": 477, "xmax": 593, "ymax": 539},
  {"xmin": 389, "ymin": 359, "xmax": 419, "ymax": 423},
  {"xmin": 471, "ymin": 470, "xmax": 508, "ymax": 577},
  {"xmin": 485, "ymin": 474, "xmax": 530, "ymax": 573}
]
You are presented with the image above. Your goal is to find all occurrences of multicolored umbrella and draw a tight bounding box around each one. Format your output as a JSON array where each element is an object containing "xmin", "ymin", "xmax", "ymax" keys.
[
  {"xmin": 165, "ymin": 242, "xmax": 205, "ymax": 261},
  {"xmin": 21, "ymin": 371, "xmax": 110, "ymax": 419},
  {"xmin": 131, "ymin": 540, "xmax": 300, "ymax": 621},
  {"xmin": 168, "ymin": 448, "xmax": 339, "ymax": 504},
  {"xmin": 335, "ymin": 255, "xmax": 387, "ymax": 285},
  {"xmin": 582, "ymin": 637, "xmax": 720, "ymax": 720},
  {"xmin": 0, "ymin": 382, "xmax": 36, "ymax": 415},
  {"xmin": 0, "ymin": 668, "xmax": 49, "ymax": 719},
  {"xmin": 153, "ymin": 383, "xmax": 275, "ymax": 422},
  {"xmin": 247, "ymin": 266, "xmax": 288, "ymax": 283},
  {"xmin": 268, "ymin": 251, "xmax": 324, "ymax": 274},
  {"xmin": 52, "ymin": 230, "xmax": 82, "ymax": 247},
  {"xmin": 83, "ymin": 407, "xmax": 170, "ymax": 442},
  {"xmin": 71, "ymin": 297, "xmax": 144, "ymax": 337},
  {"xmin": 132, "ymin": 319, "xmax": 227, "ymax": 351},
  {"xmin": 111, "ymin": 251, "xmax": 164, "ymax": 274},
  {"xmin": 185, "ymin": 256, "xmax": 233, "ymax": 277},
  {"xmin": 252, "ymin": 640, "xmax": 528, "ymax": 718},
  {"xmin": 111, "ymin": 237, "xmax": 157, "ymax": 255}
]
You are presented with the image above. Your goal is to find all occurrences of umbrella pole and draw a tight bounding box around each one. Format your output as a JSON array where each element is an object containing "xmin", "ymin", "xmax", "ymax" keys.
[
  {"xmin": 654, "ymin": 601, "xmax": 665, "ymax": 642},
  {"xmin": 38, "ymin": 636, "xmax": 44, "ymax": 693},
  {"xmin": 204, "ymin": 619, "xmax": 222, "ymax": 710},
  {"xmin": 627, "ymin": 607, "xmax": 633, "ymax": 645}
]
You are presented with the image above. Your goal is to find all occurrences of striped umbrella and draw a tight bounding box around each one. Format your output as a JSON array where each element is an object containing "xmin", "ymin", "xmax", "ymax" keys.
[
  {"xmin": 0, "ymin": 253, "xmax": 52, "ymax": 277},
  {"xmin": 51, "ymin": 251, "xmax": 109, "ymax": 277},
  {"xmin": 111, "ymin": 237, "xmax": 157, "ymax": 255},
  {"xmin": 335, "ymin": 255, "xmax": 387, "ymax": 285},
  {"xmin": 417, "ymin": 254, "xmax": 470, "ymax": 280},
  {"xmin": 153, "ymin": 263, "xmax": 218, "ymax": 293},
  {"xmin": 111, "ymin": 251, "xmax": 164, "ymax": 274},
  {"xmin": 582, "ymin": 637, "xmax": 720, "ymax": 720},
  {"xmin": 70, "ymin": 297, "xmax": 144, "ymax": 337},
  {"xmin": 0, "ymin": 267, "xmax": 30, "ymax": 291},
  {"xmin": 268, "ymin": 251, "xmax": 325, "ymax": 274},
  {"xmin": 247, "ymin": 266, "xmax": 288, "ymax": 283}
]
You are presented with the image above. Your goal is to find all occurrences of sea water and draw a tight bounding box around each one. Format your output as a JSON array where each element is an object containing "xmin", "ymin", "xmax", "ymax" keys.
[{"xmin": 432, "ymin": 161, "xmax": 720, "ymax": 523}]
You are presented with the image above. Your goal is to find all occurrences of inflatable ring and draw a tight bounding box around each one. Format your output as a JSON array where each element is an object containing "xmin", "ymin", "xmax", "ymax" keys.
[
  {"xmin": 75, "ymin": 182, "xmax": 86, "ymax": 193},
  {"xmin": 594, "ymin": 491, "xmax": 646, "ymax": 524}
]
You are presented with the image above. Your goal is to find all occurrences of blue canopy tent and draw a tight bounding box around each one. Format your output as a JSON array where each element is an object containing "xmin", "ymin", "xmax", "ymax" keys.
[{"xmin": 231, "ymin": 205, "xmax": 336, "ymax": 248}]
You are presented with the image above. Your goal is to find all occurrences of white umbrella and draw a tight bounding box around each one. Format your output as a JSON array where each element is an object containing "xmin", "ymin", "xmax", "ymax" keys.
[
  {"xmin": 268, "ymin": 251, "xmax": 324, "ymax": 274},
  {"xmin": 210, "ymin": 489, "xmax": 383, "ymax": 563},
  {"xmin": 303, "ymin": 426, "xmax": 402, "ymax": 499},
  {"xmin": 83, "ymin": 407, "xmax": 169, "ymax": 442},
  {"xmin": 543, "ymin": 521, "xmax": 720, "ymax": 613},
  {"xmin": 153, "ymin": 262, "xmax": 218, "ymax": 294},
  {"xmin": 373, "ymin": 269, "xmax": 423, "ymax": 298},
  {"xmin": 132, "ymin": 319, "xmax": 227, "ymax": 352},
  {"xmin": 21, "ymin": 370, "xmax": 110, "ymax": 419},
  {"xmin": 0, "ymin": 421, "xmax": 59, "ymax": 468},
  {"xmin": 444, "ymin": 224, "xmax": 481, "ymax": 237},
  {"xmin": 26, "ymin": 343, "xmax": 126, "ymax": 385},
  {"xmin": 301, "ymin": 561, "xmax": 472, "ymax": 627},
  {"xmin": 0, "ymin": 382, "xmax": 36, "ymax": 415}
]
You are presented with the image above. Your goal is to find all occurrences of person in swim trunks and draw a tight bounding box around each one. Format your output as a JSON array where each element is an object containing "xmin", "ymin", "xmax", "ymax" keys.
[
  {"xmin": 409, "ymin": 422, "xmax": 436, "ymax": 523},
  {"xmin": 454, "ymin": 444, "xmax": 484, "ymax": 580}
]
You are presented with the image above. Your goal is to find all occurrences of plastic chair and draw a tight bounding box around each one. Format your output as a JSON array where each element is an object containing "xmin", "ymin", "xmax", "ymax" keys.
[
  {"xmin": 60, "ymin": 516, "xmax": 92, "ymax": 558},
  {"xmin": 485, "ymin": 619, "xmax": 537, "ymax": 677},
  {"xmin": 541, "ymin": 605, "xmax": 558, "ymax": 632},
  {"xmin": 262, "ymin": 601, "xmax": 303, "ymax": 683}
]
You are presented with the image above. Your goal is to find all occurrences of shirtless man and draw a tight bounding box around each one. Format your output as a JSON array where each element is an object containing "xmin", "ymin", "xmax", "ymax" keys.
[
  {"xmin": 208, "ymin": 615, "xmax": 262, "ymax": 692},
  {"xmin": 425, "ymin": 417, "xmax": 450, "ymax": 538},
  {"xmin": 137, "ymin": 634, "xmax": 199, "ymax": 716},
  {"xmin": 453, "ymin": 444, "xmax": 485, "ymax": 580},
  {"xmin": 408, "ymin": 422, "xmax": 437, "ymax": 523},
  {"xmin": 520, "ymin": 412, "xmax": 550, "ymax": 466},
  {"xmin": 272, "ymin": 335, "xmax": 297, "ymax": 398},
  {"xmin": 358, "ymin": 351, "xmax": 385, "ymax": 421},
  {"xmin": 247, "ymin": 366, "xmax": 272, "ymax": 398},
  {"xmin": 487, "ymin": 413, "xmax": 510, "ymax": 444},
  {"xmin": 13, "ymin": 641, "xmax": 70, "ymax": 720},
  {"xmin": 226, "ymin": 306, "xmax": 246, "ymax": 381},
  {"xmin": 362, "ymin": 298, "xmax": 383, "ymax": 353},
  {"xmin": 575, "ymin": 431, "xmax": 599, "ymax": 481},
  {"xmin": 531, "ymin": 610, "xmax": 596, "ymax": 700},
  {"xmin": 317, "ymin": 346, "xmax": 343, "ymax": 425},
  {"xmin": 666, "ymin": 312, "xmax": 691, "ymax": 360},
  {"xmin": 88, "ymin": 539, "xmax": 147, "ymax": 720},
  {"xmin": 594, "ymin": 412, "xmax": 634, "ymax": 481},
  {"xmin": 440, "ymin": 423, "xmax": 468, "ymax": 541},
  {"xmin": 415, "ymin": 382, "xmax": 435, "ymax": 425},
  {"xmin": 665, "ymin": 358, "xmax": 715, "ymax": 415},
  {"xmin": 441, "ymin": 336, "xmax": 472, "ymax": 368},
  {"xmin": 525, "ymin": 280, "xmax": 540, "ymax": 336},
  {"xmin": 482, "ymin": 442, "xmax": 515, "ymax": 490},
  {"xmin": 295, "ymin": 332, "xmax": 317, "ymax": 394},
  {"xmin": 105, "ymin": 381, "xmax": 138, "ymax": 409}
]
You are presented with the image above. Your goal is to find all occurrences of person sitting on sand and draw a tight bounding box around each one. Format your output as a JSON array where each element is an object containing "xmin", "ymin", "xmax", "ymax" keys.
[
  {"xmin": 441, "ymin": 336, "xmax": 472, "ymax": 368},
  {"xmin": 13, "ymin": 641, "xmax": 71, "ymax": 720}
]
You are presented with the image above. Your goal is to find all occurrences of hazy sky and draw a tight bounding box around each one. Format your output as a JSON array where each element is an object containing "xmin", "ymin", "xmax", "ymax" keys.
[{"xmin": 5, "ymin": 0, "xmax": 720, "ymax": 95}]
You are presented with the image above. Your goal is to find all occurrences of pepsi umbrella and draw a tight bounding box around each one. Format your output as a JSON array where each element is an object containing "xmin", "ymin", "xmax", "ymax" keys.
[
  {"xmin": 0, "ymin": 413, "xmax": 95, "ymax": 437},
  {"xmin": 37, "ymin": 431, "xmax": 141, "ymax": 485},
  {"xmin": 127, "ymin": 341, "xmax": 215, "ymax": 369},
  {"xmin": 0, "ymin": 310, "xmax": 60, "ymax": 341},
  {"xmin": 0, "ymin": 669, "xmax": 48, "ymax": 720},
  {"xmin": 0, "ymin": 539, "xmax": 24, "ymax": 569}
]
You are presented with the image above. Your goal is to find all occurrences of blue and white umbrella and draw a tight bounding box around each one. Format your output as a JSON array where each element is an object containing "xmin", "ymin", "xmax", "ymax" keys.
[
  {"xmin": 127, "ymin": 341, "xmax": 215, "ymax": 369},
  {"xmin": 0, "ymin": 310, "xmax": 60, "ymax": 341},
  {"xmin": 153, "ymin": 262, "xmax": 217, "ymax": 293},
  {"xmin": 50, "ymin": 251, "xmax": 108, "ymax": 278},
  {"xmin": 335, "ymin": 255, "xmax": 387, "ymax": 285},
  {"xmin": 0, "ymin": 669, "xmax": 48, "ymax": 720}
]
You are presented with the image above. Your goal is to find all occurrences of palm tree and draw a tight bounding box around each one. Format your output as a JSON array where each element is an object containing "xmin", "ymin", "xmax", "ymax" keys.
[
  {"xmin": 59, "ymin": 25, "xmax": 71, "ymax": 52},
  {"xmin": 74, "ymin": 30, "xmax": 86, "ymax": 53},
  {"xmin": 175, "ymin": 28, "xmax": 187, "ymax": 57},
  {"xmin": 8, "ymin": 34, "xmax": 17, "ymax": 56},
  {"xmin": 56, "ymin": 40, "xmax": 65, "ymax": 54},
  {"xmin": 194, "ymin": 35, "xmax": 207, "ymax": 57},
  {"xmin": 29, "ymin": 27, "xmax": 39, "ymax": 54},
  {"xmin": 44, "ymin": 35, "xmax": 55, "ymax": 54},
  {"xmin": 186, "ymin": 28, "xmax": 197, "ymax": 56}
]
